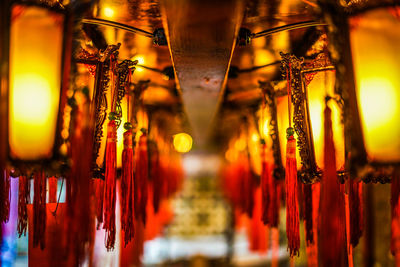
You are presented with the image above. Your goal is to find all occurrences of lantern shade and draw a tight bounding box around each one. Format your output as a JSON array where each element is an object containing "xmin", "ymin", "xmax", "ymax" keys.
[
  {"xmin": 350, "ymin": 8, "xmax": 400, "ymax": 163},
  {"xmin": 306, "ymin": 71, "xmax": 345, "ymax": 169},
  {"xmin": 8, "ymin": 4, "xmax": 66, "ymax": 162}
]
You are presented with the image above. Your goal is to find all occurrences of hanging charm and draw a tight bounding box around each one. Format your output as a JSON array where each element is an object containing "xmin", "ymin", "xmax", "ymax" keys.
[
  {"xmin": 33, "ymin": 171, "xmax": 46, "ymax": 249},
  {"xmin": 103, "ymin": 113, "xmax": 117, "ymax": 250},
  {"xmin": 285, "ymin": 127, "xmax": 300, "ymax": 257},
  {"xmin": 135, "ymin": 128, "xmax": 149, "ymax": 225},
  {"xmin": 121, "ymin": 122, "xmax": 135, "ymax": 246},
  {"xmin": 319, "ymin": 99, "xmax": 346, "ymax": 265}
]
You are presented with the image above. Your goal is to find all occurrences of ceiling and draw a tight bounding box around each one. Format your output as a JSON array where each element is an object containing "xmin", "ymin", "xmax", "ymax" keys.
[{"xmin": 81, "ymin": 0, "xmax": 324, "ymax": 152}]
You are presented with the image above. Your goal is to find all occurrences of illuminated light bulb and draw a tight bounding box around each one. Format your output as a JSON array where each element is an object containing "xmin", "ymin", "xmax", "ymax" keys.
[
  {"xmin": 102, "ymin": 6, "xmax": 115, "ymax": 19},
  {"xmin": 132, "ymin": 55, "xmax": 145, "ymax": 72},
  {"xmin": 173, "ymin": 133, "xmax": 193, "ymax": 153},
  {"xmin": 251, "ymin": 132, "xmax": 259, "ymax": 143}
]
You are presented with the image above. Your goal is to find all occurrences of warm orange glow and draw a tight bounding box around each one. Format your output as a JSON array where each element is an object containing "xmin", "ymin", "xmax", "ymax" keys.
[
  {"xmin": 173, "ymin": 133, "xmax": 193, "ymax": 153},
  {"xmin": 306, "ymin": 71, "xmax": 345, "ymax": 169},
  {"xmin": 234, "ymin": 137, "xmax": 246, "ymax": 151},
  {"xmin": 350, "ymin": 9, "xmax": 400, "ymax": 162},
  {"xmin": 9, "ymin": 6, "xmax": 64, "ymax": 160}
]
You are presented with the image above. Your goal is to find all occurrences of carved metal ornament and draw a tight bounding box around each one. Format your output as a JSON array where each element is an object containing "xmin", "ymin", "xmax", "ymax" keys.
[
  {"xmin": 89, "ymin": 44, "xmax": 120, "ymax": 177},
  {"xmin": 259, "ymin": 81, "xmax": 285, "ymax": 181},
  {"xmin": 113, "ymin": 59, "xmax": 138, "ymax": 128},
  {"xmin": 280, "ymin": 52, "xmax": 322, "ymax": 184}
]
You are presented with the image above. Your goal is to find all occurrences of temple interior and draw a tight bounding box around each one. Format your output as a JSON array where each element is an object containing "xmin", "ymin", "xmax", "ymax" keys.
[{"xmin": 1, "ymin": 0, "xmax": 400, "ymax": 266}]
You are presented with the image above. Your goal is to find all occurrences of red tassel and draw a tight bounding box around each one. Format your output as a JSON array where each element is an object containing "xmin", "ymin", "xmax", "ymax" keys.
[
  {"xmin": 319, "ymin": 104, "xmax": 346, "ymax": 266},
  {"xmin": 350, "ymin": 178, "xmax": 363, "ymax": 247},
  {"xmin": 135, "ymin": 130, "xmax": 148, "ymax": 225},
  {"xmin": 243, "ymin": 155, "xmax": 255, "ymax": 218},
  {"xmin": 1, "ymin": 170, "xmax": 10, "ymax": 223},
  {"xmin": 150, "ymin": 144, "xmax": 162, "ymax": 214},
  {"xmin": 261, "ymin": 143, "xmax": 272, "ymax": 224},
  {"xmin": 303, "ymin": 183, "xmax": 314, "ymax": 244},
  {"xmin": 33, "ymin": 171, "xmax": 46, "ymax": 249},
  {"xmin": 305, "ymin": 182, "xmax": 320, "ymax": 267},
  {"xmin": 95, "ymin": 179, "xmax": 104, "ymax": 225},
  {"xmin": 68, "ymin": 93, "xmax": 95, "ymax": 264},
  {"xmin": 249, "ymin": 187, "xmax": 268, "ymax": 252},
  {"xmin": 285, "ymin": 128, "xmax": 300, "ymax": 257},
  {"xmin": 121, "ymin": 128, "xmax": 135, "ymax": 246},
  {"xmin": 48, "ymin": 177, "xmax": 58, "ymax": 203},
  {"xmin": 18, "ymin": 176, "xmax": 30, "ymax": 237},
  {"xmin": 391, "ymin": 167, "xmax": 400, "ymax": 261},
  {"xmin": 270, "ymin": 174, "xmax": 282, "ymax": 228},
  {"xmin": 271, "ymin": 228, "xmax": 280, "ymax": 267},
  {"xmin": 103, "ymin": 120, "xmax": 117, "ymax": 250}
]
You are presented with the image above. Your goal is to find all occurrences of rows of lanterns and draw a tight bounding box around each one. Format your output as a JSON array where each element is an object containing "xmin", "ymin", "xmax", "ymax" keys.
[{"xmin": 0, "ymin": 0, "xmax": 400, "ymax": 266}]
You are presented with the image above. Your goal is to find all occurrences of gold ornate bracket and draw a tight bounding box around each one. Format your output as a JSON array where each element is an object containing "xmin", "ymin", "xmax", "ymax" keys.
[
  {"xmin": 259, "ymin": 81, "xmax": 285, "ymax": 180},
  {"xmin": 114, "ymin": 59, "xmax": 138, "ymax": 128},
  {"xmin": 91, "ymin": 44, "xmax": 120, "ymax": 178},
  {"xmin": 280, "ymin": 52, "xmax": 322, "ymax": 184}
]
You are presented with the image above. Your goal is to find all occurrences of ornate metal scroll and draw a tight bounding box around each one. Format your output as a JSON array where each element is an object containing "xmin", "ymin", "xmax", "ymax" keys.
[
  {"xmin": 280, "ymin": 52, "xmax": 322, "ymax": 184},
  {"xmin": 91, "ymin": 44, "xmax": 120, "ymax": 177},
  {"xmin": 259, "ymin": 81, "xmax": 285, "ymax": 180},
  {"xmin": 113, "ymin": 59, "xmax": 138, "ymax": 128}
]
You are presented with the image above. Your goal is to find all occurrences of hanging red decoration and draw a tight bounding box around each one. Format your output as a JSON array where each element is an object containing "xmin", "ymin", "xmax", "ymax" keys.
[
  {"xmin": 249, "ymin": 187, "xmax": 268, "ymax": 253},
  {"xmin": 121, "ymin": 126, "xmax": 135, "ymax": 246},
  {"xmin": 48, "ymin": 177, "xmax": 57, "ymax": 203},
  {"xmin": 67, "ymin": 90, "xmax": 95, "ymax": 264},
  {"xmin": 103, "ymin": 117, "xmax": 117, "ymax": 250},
  {"xmin": 135, "ymin": 129, "xmax": 149, "ymax": 225},
  {"xmin": 243, "ymin": 154, "xmax": 255, "ymax": 218},
  {"xmin": 150, "ymin": 144, "xmax": 162, "ymax": 214},
  {"xmin": 391, "ymin": 167, "xmax": 400, "ymax": 260},
  {"xmin": 95, "ymin": 178, "xmax": 104, "ymax": 226},
  {"xmin": 303, "ymin": 183, "xmax": 314, "ymax": 244},
  {"xmin": 350, "ymin": 178, "xmax": 363, "ymax": 248},
  {"xmin": 1, "ymin": 170, "xmax": 10, "ymax": 223},
  {"xmin": 285, "ymin": 127, "xmax": 300, "ymax": 257},
  {"xmin": 33, "ymin": 170, "xmax": 46, "ymax": 249},
  {"xmin": 18, "ymin": 175, "xmax": 30, "ymax": 237},
  {"xmin": 261, "ymin": 142, "xmax": 272, "ymax": 224},
  {"xmin": 319, "ymin": 102, "xmax": 346, "ymax": 266}
]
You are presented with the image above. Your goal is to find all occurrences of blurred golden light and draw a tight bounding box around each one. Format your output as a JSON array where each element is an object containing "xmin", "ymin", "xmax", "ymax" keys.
[
  {"xmin": 132, "ymin": 55, "xmax": 145, "ymax": 72},
  {"xmin": 350, "ymin": 8, "xmax": 400, "ymax": 162},
  {"xmin": 234, "ymin": 138, "xmax": 246, "ymax": 151},
  {"xmin": 251, "ymin": 132, "xmax": 259, "ymax": 143},
  {"xmin": 173, "ymin": 133, "xmax": 193, "ymax": 153},
  {"xmin": 102, "ymin": 6, "xmax": 115, "ymax": 19},
  {"xmin": 9, "ymin": 6, "xmax": 64, "ymax": 160}
]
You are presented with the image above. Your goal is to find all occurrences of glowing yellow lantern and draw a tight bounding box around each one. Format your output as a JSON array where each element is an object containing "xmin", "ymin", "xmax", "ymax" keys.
[
  {"xmin": 173, "ymin": 133, "xmax": 193, "ymax": 153},
  {"xmin": 7, "ymin": 3, "xmax": 69, "ymax": 164},
  {"xmin": 349, "ymin": 8, "xmax": 400, "ymax": 164}
]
